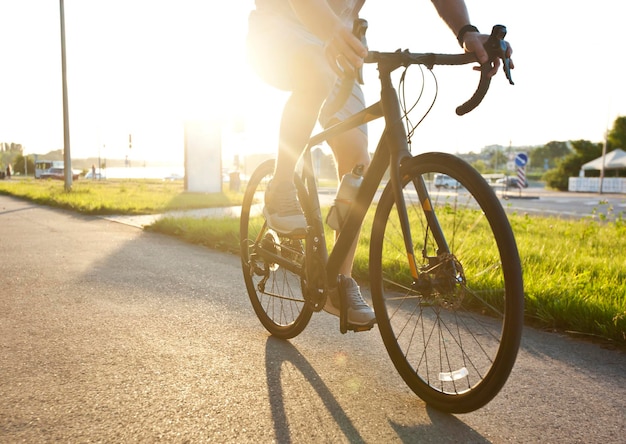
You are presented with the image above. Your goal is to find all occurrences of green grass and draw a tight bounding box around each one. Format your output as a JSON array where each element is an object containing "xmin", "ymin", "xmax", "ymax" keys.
[
  {"xmin": 510, "ymin": 211, "xmax": 626, "ymax": 342},
  {"xmin": 151, "ymin": 208, "xmax": 626, "ymax": 345},
  {"xmin": 151, "ymin": 216, "xmax": 241, "ymax": 254},
  {"xmin": 1, "ymin": 177, "xmax": 624, "ymax": 344},
  {"xmin": 0, "ymin": 177, "xmax": 242, "ymax": 215}
]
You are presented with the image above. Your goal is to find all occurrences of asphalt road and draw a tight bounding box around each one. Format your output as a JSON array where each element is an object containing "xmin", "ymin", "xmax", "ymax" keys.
[
  {"xmin": 495, "ymin": 186, "xmax": 626, "ymax": 219},
  {"xmin": 1, "ymin": 195, "xmax": 624, "ymax": 443}
]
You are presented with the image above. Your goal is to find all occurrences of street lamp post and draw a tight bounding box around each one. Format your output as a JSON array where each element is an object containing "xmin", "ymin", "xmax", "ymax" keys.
[
  {"xmin": 60, "ymin": 0, "xmax": 72, "ymax": 191},
  {"xmin": 99, "ymin": 144, "xmax": 103, "ymax": 179}
]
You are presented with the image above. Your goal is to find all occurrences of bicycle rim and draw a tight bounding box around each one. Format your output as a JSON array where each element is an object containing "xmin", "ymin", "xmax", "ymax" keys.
[
  {"xmin": 240, "ymin": 160, "xmax": 312, "ymax": 339},
  {"xmin": 370, "ymin": 152, "xmax": 524, "ymax": 413}
]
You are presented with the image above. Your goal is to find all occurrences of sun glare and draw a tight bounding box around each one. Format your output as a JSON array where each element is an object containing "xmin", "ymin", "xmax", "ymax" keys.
[
  {"xmin": 31, "ymin": 0, "xmax": 282, "ymax": 162},
  {"xmin": 115, "ymin": 1, "xmax": 284, "ymax": 162},
  {"xmin": 6, "ymin": 0, "xmax": 623, "ymax": 162}
]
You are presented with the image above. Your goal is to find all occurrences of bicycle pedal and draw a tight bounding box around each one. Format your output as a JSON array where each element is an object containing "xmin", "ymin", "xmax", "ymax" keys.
[
  {"xmin": 342, "ymin": 313, "xmax": 377, "ymax": 334},
  {"xmin": 347, "ymin": 322, "xmax": 376, "ymax": 333}
]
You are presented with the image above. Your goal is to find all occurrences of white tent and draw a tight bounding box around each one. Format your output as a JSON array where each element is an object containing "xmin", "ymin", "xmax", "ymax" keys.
[{"xmin": 580, "ymin": 148, "xmax": 626, "ymax": 175}]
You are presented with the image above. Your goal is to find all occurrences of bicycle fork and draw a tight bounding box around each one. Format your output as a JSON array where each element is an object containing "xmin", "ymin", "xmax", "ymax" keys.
[
  {"xmin": 391, "ymin": 160, "xmax": 464, "ymax": 299},
  {"xmin": 378, "ymin": 65, "xmax": 453, "ymax": 293}
]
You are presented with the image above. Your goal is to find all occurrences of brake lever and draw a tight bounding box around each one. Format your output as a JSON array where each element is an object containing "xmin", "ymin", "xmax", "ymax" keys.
[
  {"xmin": 456, "ymin": 24, "xmax": 513, "ymax": 115},
  {"xmin": 484, "ymin": 24, "xmax": 514, "ymax": 85}
]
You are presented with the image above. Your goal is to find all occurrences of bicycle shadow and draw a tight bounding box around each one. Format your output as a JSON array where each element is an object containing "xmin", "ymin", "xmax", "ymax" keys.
[{"xmin": 264, "ymin": 336, "xmax": 489, "ymax": 443}]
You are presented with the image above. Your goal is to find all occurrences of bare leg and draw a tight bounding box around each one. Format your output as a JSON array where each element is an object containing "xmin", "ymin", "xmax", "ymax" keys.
[
  {"xmin": 328, "ymin": 127, "xmax": 370, "ymax": 277},
  {"xmin": 261, "ymin": 46, "xmax": 337, "ymax": 237},
  {"xmin": 273, "ymin": 48, "xmax": 335, "ymax": 183}
]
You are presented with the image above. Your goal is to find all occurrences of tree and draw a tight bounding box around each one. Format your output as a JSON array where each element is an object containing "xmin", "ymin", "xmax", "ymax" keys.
[
  {"xmin": 480, "ymin": 144, "xmax": 507, "ymax": 172},
  {"xmin": 470, "ymin": 159, "xmax": 487, "ymax": 173},
  {"xmin": 529, "ymin": 141, "xmax": 571, "ymax": 171},
  {"xmin": 543, "ymin": 139, "xmax": 602, "ymax": 190},
  {"xmin": 607, "ymin": 116, "xmax": 626, "ymax": 149},
  {"xmin": 1, "ymin": 142, "xmax": 22, "ymax": 171},
  {"xmin": 1, "ymin": 142, "xmax": 23, "ymax": 153},
  {"xmin": 13, "ymin": 155, "xmax": 35, "ymax": 176}
]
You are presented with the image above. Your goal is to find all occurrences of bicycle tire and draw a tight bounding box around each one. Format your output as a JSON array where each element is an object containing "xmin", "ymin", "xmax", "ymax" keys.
[
  {"xmin": 240, "ymin": 159, "xmax": 313, "ymax": 339},
  {"xmin": 370, "ymin": 152, "xmax": 524, "ymax": 413}
]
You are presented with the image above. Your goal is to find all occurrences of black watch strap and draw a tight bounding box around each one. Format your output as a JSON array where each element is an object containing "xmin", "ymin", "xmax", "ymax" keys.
[{"xmin": 457, "ymin": 24, "xmax": 480, "ymax": 47}]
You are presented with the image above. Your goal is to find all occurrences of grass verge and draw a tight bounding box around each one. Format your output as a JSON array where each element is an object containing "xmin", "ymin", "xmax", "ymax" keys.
[{"xmin": 0, "ymin": 178, "xmax": 242, "ymax": 215}]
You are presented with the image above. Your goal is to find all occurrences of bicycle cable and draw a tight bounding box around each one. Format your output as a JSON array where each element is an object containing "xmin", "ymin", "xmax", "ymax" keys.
[
  {"xmin": 399, "ymin": 65, "xmax": 424, "ymax": 141},
  {"xmin": 398, "ymin": 65, "xmax": 438, "ymax": 151}
]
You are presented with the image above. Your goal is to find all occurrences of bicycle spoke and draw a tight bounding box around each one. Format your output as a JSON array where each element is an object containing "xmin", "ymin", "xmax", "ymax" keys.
[
  {"xmin": 371, "ymin": 153, "xmax": 523, "ymax": 413},
  {"xmin": 240, "ymin": 160, "xmax": 312, "ymax": 339}
]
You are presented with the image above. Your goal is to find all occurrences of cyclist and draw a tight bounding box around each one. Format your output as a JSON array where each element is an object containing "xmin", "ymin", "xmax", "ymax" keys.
[{"xmin": 246, "ymin": 0, "xmax": 513, "ymax": 327}]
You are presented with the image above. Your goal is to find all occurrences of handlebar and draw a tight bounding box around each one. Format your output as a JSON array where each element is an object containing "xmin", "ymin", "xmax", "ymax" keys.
[
  {"xmin": 358, "ymin": 23, "xmax": 513, "ymax": 115},
  {"xmin": 456, "ymin": 25, "xmax": 514, "ymax": 115}
]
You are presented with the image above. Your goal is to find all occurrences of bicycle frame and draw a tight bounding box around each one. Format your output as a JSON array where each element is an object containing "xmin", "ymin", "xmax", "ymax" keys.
[
  {"xmin": 290, "ymin": 22, "xmax": 513, "ymax": 329},
  {"xmin": 298, "ymin": 60, "xmax": 449, "ymax": 313}
]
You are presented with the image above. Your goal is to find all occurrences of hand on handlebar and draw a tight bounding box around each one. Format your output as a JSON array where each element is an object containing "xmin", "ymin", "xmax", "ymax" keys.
[
  {"xmin": 324, "ymin": 23, "xmax": 368, "ymax": 79},
  {"xmin": 463, "ymin": 28, "xmax": 514, "ymax": 80},
  {"xmin": 456, "ymin": 25, "xmax": 514, "ymax": 115}
]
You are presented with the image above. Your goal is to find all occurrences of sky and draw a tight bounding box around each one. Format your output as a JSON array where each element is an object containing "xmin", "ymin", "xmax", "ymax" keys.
[{"xmin": 1, "ymin": 0, "xmax": 625, "ymax": 164}]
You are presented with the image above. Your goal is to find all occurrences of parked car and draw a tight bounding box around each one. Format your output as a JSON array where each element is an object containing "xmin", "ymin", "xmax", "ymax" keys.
[
  {"xmin": 163, "ymin": 173, "xmax": 183, "ymax": 181},
  {"xmin": 433, "ymin": 174, "xmax": 461, "ymax": 189},
  {"xmin": 40, "ymin": 167, "xmax": 79, "ymax": 180},
  {"xmin": 84, "ymin": 170, "xmax": 105, "ymax": 180},
  {"xmin": 495, "ymin": 176, "xmax": 528, "ymax": 188}
]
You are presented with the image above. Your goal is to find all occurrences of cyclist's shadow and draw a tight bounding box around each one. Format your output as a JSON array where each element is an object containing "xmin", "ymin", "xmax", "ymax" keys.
[
  {"xmin": 265, "ymin": 336, "xmax": 366, "ymax": 443},
  {"xmin": 265, "ymin": 336, "xmax": 490, "ymax": 443}
]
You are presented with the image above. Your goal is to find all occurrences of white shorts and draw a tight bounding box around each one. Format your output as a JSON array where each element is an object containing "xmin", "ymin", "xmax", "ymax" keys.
[{"xmin": 247, "ymin": 10, "xmax": 367, "ymax": 134}]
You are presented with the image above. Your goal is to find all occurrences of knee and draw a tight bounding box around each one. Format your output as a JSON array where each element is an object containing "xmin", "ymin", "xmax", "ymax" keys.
[
  {"xmin": 331, "ymin": 131, "xmax": 370, "ymax": 176},
  {"xmin": 304, "ymin": 73, "xmax": 335, "ymax": 105}
]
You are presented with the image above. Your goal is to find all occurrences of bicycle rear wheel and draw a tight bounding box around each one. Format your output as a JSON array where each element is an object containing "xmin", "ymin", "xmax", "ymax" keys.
[
  {"xmin": 370, "ymin": 152, "xmax": 524, "ymax": 413},
  {"xmin": 240, "ymin": 159, "xmax": 313, "ymax": 339}
]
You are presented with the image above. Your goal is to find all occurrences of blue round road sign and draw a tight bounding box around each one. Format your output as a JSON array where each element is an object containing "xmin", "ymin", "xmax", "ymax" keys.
[{"xmin": 515, "ymin": 153, "xmax": 528, "ymax": 167}]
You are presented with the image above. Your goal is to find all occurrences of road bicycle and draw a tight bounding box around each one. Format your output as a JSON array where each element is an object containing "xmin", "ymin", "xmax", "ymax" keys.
[{"xmin": 240, "ymin": 24, "xmax": 523, "ymax": 413}]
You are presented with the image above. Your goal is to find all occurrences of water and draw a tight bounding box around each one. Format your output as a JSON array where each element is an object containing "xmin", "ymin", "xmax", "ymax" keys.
[{"xmin": 94, "ymin": 166, "xmax": 184, "ymax": 180}]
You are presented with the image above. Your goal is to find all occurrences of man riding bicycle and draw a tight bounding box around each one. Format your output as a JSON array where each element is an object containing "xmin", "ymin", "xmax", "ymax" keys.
[{"xmin": 246, "ymin": 0, "xmax": 513, "ymax": 328}]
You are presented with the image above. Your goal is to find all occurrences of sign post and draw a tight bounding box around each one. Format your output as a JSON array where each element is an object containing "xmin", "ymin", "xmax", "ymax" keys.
[
  {"xmin": 502, "ymin": 152, "xmax": 537, "ymax": 200},
  {"xmin": 514, "ymin": 153, "xmax": 528, "ymax": 196}
]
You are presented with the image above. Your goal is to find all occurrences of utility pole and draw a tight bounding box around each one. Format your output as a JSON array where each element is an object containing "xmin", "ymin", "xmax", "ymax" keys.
[
  {"xmin": 60, "ymin": 0, "xmax": 72, "ymax": 191},
  {"xmin": 599, "ymin": 130, "xmax": 608, "ymax": 195}
]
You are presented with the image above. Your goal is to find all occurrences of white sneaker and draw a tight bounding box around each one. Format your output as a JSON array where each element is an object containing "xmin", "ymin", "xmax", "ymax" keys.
[
  {"xmin": 263, "ymin": 180, "xmax": 307, "ymax": 237},
  {"xmin": 324, "ymin": 276, "xmax": 376, "ymax": 327}
]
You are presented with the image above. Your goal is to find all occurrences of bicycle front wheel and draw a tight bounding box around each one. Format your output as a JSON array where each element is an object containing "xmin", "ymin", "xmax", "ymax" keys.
[
  {"xmin": 370, "ymin": 152, "xmax": 524, "ymax": 413},
  {"xmin": 240, "ymin": 160, "xmax": 313, "ymax": 339}
]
